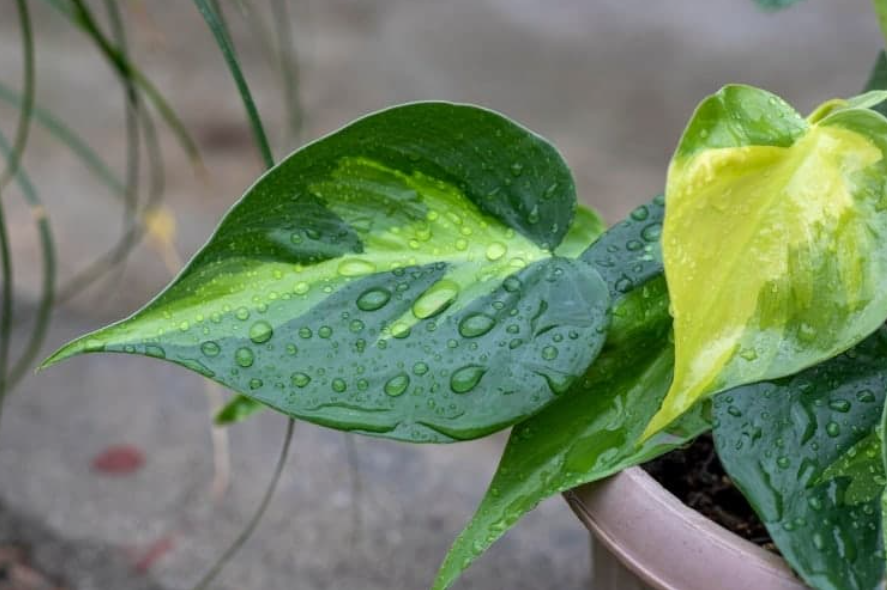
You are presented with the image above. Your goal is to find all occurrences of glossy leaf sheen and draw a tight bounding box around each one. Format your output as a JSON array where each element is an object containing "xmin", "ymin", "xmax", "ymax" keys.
[
  {"xmin": 216, "ymin": 204, "xmax": 606, "ymax": 427},
  {"xmin": 818, "ymin": 431, "xmax": 885, "ymax": 505},
  {"xmin": 714, "ymin": 327, "xmax": 887, "ymax": 590},
  {"xmin": 648, "ymin": 85, "xmax": 887, "ymax": 436},
  {"xmin": 44, "ymin": 103, "xmax": 610, "ymax": 442},
  {"xmin": 434, "ymin": 197, "xmax": 710, "ymax": 589}
]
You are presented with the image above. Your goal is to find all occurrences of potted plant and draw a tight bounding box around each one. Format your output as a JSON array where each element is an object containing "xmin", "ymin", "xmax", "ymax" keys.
[{"xmin": 35, "ymin": 1, "xmax": 887, "ymax": 589}]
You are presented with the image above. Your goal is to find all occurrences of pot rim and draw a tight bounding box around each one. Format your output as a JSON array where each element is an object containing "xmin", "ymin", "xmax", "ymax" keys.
[{"xmin": 564, "ymin": 466, "xmax": 807, "ymax": 590}]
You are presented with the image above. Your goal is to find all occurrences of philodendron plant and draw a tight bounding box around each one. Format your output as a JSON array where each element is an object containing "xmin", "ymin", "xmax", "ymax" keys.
[{"xmin": 40, "ymin": 9, "xmax": 887, "ymax": 590}]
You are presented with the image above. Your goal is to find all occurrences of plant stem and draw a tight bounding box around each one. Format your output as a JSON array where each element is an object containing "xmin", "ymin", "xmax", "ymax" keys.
[{"xmin": 190, "ymin": 417, "xmax": 295, "ymax": 590}]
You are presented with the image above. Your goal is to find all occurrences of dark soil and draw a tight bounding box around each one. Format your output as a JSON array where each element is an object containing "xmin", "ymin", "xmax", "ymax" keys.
[{"xmin": 642, "ymin": 434, "xmax": 777, "ymax": 552}]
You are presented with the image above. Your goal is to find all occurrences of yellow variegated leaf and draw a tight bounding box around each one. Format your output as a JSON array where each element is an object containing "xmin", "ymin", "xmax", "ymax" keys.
[{"xmin": 645, "ymin": 85, "xmax": 887, "ymax": 437}]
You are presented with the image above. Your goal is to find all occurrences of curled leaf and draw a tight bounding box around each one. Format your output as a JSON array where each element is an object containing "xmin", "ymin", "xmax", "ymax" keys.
[{"xmin": 647, "ymin": 85, "xmax": 887, "ymax": 436}]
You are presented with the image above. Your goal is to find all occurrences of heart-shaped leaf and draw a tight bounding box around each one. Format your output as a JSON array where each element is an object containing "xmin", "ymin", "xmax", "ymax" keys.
[
  {"xmin": 432, "ymin": 197, "xmax": 711, "ymax": 590},
  {"xmin": 713, "ymin": 327, "xmax": 887, "ymax": 590},
  {"xmin": 43, "ymin": 103, "xmax": 611, "ymax": 443},
  {"xmin": 646, "ymin": 85, "xmax": 887, "ymax": 436}
]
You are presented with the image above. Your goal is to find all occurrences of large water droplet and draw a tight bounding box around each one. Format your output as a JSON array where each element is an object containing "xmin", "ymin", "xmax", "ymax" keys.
[
  {"xmin": 485, "ymin": 242, "xmax": 507, "ymax": 261},
  {"xmin": 292, "ymin": 372, "xmax": 311, "ymax": 387},
  {"xmin": 828, "ymin": 399, "xmax": 851, "ymax": 413},
  {"xmin": 357, "ymin": 287, "xmax": 391, "ymax": 311},
  {"xmin": 412, "ymin": 362, "xmax": 429, "ymax": 376},
  {"xmin": 412, "ymin": 280, "xmax": 460, "ymax": 319},
  {"xmin": 641, "ymin": 223, "xmax": 662, "ymax": 242},
  {"xmin": 201, "ymin": 341, "xmax": 221, "ymax": 357},
  {"xmin": 145, "ymin": 344, "xmax": 165, "ymax": 358},
  {"xmin": 249, "ymin": 320, "xmax": 274, "ymax": 344},
  {"xmin": 459, "ymin": 313, "xmax": 496, "ymax": 338},
  {"xmin": 825, "ymin": 421, "xmax": 841, "ymax": 437},
  {"xmin": 384, "ymin": 373, "xmax": 410, "ymax": 397},
  {"xmin": 235, "ymin": 347, "xmax": 255, "ymax": 368},
  {"xmin": 541, "ymin": 346, "xmax": 559, "ymax": 361},
  {"xmin": 630, "ymin": 205, "xmax": 649, "ymax": 221},
  {"xmin": 338, "ymin": 259, "xmax": 377, "ymax": 277},
  {"xmin": 450, "ymin": 365, "xmax": 486, "ymax": 393},
  {"xmin": 332, "ymin": 378, "xmax": 347, "ymax": 392}
]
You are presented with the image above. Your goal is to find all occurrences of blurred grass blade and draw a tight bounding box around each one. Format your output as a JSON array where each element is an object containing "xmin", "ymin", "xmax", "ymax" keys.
[
  {"xmin": 104, "ymin": 0, "xmax": 142, "ymax": 287},
  {"xmin": 0, "ymin": 0, "xmax": 35, "ymax": 195},
  {"xmin": 0, "ymin": 131, "xmax": 57, "ymax": 390},
  {"xmin": 231, "ymin": 0, "xmax": 278, "ymax": 65},
  {"xmin": 193, "ymin": 0, "xmax": 275, "ymax": 167},
  {"xmin": 41, "ymin": 0, "xmax": 204, "ymax": 171},
  {"xmin": 58, "ymin": 107, "xmax": 166, "ymax": 303},
  {"xmin": 0, "ymin": 0, "xmax": 35, "ymax": 427},
  {"xmin": 270, "ymin": 0, "xmax": 303, "ymax": 143},
  {"xmin": 0, "ymin": 80, "xmax": 126, "ymax": 197}
]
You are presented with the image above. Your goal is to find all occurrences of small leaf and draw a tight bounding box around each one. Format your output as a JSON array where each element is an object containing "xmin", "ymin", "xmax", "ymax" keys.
[
  {"xmin": 646, "ymin": 85, "xmax": 887, "ymax": 436},
  {"xmin": 713, "ymin": 327, "xmax": 887, "ymax": 590},
  {"xmin": 433, "ymin": 198, "xmax": 709, "ymax": 590},
  {"xmin": 43, "ymin": 103, "xmax": 610, "ymax": 443},
  {"xmin": 215, "ymin": 394, "xmax": 266, "ymax": 425}
]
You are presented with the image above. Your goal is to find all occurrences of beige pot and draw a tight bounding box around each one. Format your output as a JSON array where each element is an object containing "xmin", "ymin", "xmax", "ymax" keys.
[{"xmin": 565, "ymin": 466, "xmax": 807, "ymax": 590}]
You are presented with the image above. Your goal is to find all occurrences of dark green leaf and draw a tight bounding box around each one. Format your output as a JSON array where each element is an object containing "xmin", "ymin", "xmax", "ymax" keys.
[
  {"xmin": 713, "ymin": 328, "xmax": 887, "ymax": 590},
  {"xmin": 580, "ymin": 194, "xmax": 664, "ymax": 301},
  {"xmin": 43, "ymin": 103, "xmax": 610, "ymax": 443},
  {"xmin": 864, "ymin": 52, "xmax": 887, "ymax": 119},
  {"xmin": 434, "ymin": 197, "xmax": 710, "ymax": 589}
]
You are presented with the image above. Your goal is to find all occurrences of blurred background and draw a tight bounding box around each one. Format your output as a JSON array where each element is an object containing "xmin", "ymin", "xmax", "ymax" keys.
[{"xmin": 0, "ymin": 1, "xmax": 881, "ymax": 588}]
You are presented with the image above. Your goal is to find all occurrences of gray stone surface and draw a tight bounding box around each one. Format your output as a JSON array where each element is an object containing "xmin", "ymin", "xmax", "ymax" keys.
[{"xmin": 0, "ymin": 0, "xmax": 882, "ymax": 588}]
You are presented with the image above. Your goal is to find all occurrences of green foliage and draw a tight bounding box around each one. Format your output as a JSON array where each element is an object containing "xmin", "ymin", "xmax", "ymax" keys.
[
  {"xmin": 434, "ymin": 198, "xmax": 710, "ymax": 590},
  {"xmin": 714, "ymin": 328, "xmax": 887, "ymax": 590},
  {"xmin": 33, "ymin": 3, "xmax": 887, "ymax": 589},
  {"xmin": 45, "ymin": 103, "xmax": 611, "ymax": 443},
  {"xmin": 647, "ymin": 85, "xmax": 887, "ymax": 437}
]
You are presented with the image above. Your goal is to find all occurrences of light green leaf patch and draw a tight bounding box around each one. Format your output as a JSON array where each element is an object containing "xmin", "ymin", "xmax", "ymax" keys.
[
  {"xmin": 215, "ymin": 203, "xmax": 605, "ymax": 427},
  {"xmin": 818, "ymin": 431, "xmax": 885, "ymax": 505},
  {"xmin": 43, "ymin": 103, "xmax": 611, "ymax": 443},
  {"xmin": 646, "ymin": 85, "xmax": 887, "ymax": 437}
]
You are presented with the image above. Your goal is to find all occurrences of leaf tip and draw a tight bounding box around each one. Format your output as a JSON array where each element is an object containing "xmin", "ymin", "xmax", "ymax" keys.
[{"xmin": 38, "ymin": 333, "xmax": 102, "ymax": 371}]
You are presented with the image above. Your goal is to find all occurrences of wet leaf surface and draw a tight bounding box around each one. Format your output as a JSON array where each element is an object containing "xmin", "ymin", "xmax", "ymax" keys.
[
  {"xmin": 714, "ymin": 327, "xmax": 887, "ymax": 590},
  {"xmin": 44, "ymin": 103, "xmax": 610, "ymax": 442}
]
